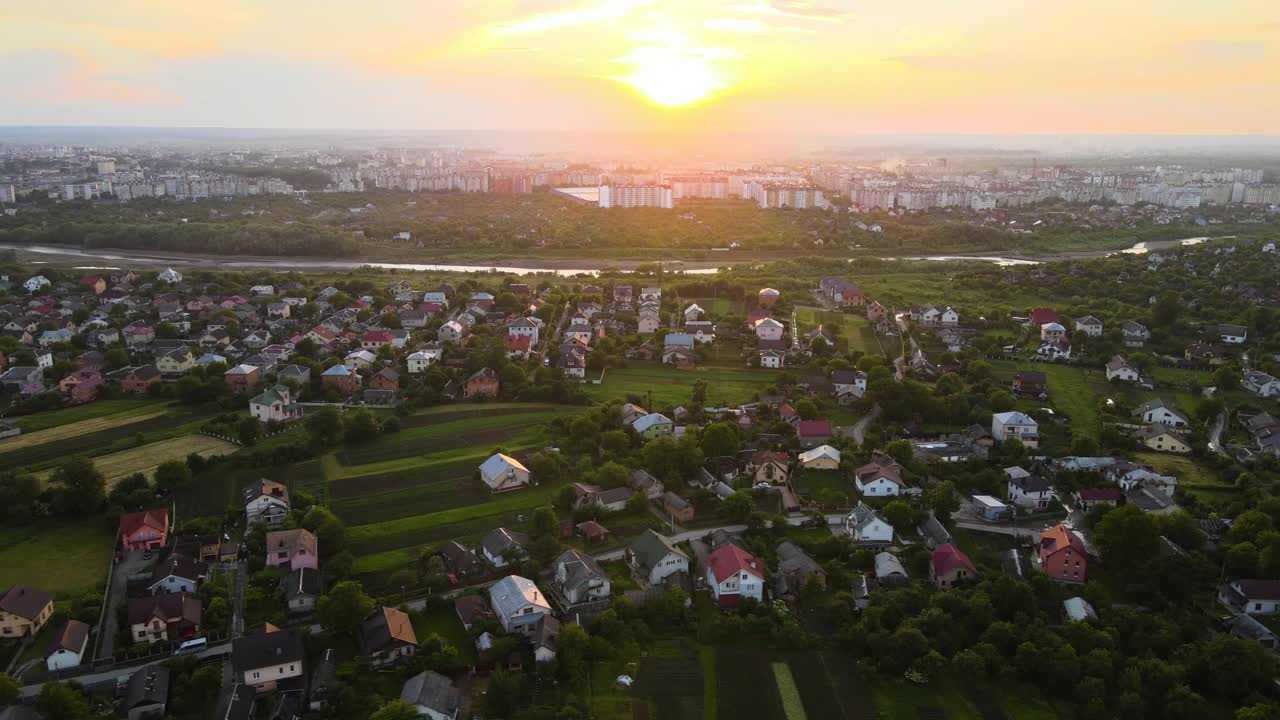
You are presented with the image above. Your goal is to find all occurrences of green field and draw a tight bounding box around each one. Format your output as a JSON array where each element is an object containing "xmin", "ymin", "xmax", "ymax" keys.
[
  {"xmin": 0, "ymin": 522, "xmax": 114, "ymax": 594},
  {"xmin": 584, "ymin": 365, "xmax": 778, "ymax": 407},
  {"xmin": 13, "ymin": 397, "xmax": 167, "ymax": 432},
  {"xmin": 795, "ymin": 307, "xmax": 883, "ymax": 357},
  {"xmin": 34, "ymin": 434, "xmax": 237, "ymax": 487}
]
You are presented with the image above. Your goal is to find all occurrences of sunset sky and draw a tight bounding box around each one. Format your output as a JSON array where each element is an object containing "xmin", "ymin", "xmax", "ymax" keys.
[{"xmin": 2, "ymin": 0, "xmax": 1278, "ymax": 136}]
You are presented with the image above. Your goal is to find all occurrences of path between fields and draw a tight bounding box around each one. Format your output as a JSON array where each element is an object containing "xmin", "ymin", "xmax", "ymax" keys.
[{"xmin": 1207, "ymin": 410, "xmax": 1226, "ymax": 456}]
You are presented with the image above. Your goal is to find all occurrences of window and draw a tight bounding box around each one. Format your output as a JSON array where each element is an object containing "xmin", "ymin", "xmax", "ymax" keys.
[{"xmin": 253, "ymin": 672, "xmax": 260, "ymax": 679}]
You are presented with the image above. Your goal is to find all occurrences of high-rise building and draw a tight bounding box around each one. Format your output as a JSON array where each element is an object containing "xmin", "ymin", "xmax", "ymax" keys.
[
  {"xmin": 598, "ymin": 184, "xmax": 673, "ymax": 209},
  {"xmin": 666, "ymin": 176, "xmax": 728, "ymax": 200}
]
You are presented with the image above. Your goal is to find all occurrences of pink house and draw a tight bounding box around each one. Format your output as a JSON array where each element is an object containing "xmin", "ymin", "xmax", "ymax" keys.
[
  {"xmin": 119, "ymin": 510, "xmax": 169, "ymax": 552},
  {"xmin": 265, "ymin": 529, "xmax": 319, "ymax": 572}
]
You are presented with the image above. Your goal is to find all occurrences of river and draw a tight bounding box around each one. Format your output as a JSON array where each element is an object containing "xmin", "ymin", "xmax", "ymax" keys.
[{"xmin": 0, "ymin": 235, "xmax": 1229, "ymax": 275}]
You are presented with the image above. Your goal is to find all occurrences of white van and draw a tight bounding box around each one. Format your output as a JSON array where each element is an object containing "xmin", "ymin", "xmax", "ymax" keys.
[{"xmin": 175, "ymin": 637, "xmax": 207, "ymax": 655}]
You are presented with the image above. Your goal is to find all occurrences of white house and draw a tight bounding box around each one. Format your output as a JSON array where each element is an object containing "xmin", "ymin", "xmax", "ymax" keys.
[
  {"xmin": 478, "ymin": 453, "xmax": 530, "ymax": 492},
  {"xmin": 146, "ymin": 554, "xmax": 207, "ymax": 594},
  {"xmin": 1040, "ymin": 322, "xmax": 1067, "ymax": 342},
  {"xmin": 407, "ymin": 346, "xmax": 444, "ymax": 373},
  {"xmin": 46, "ymin": 621, "xmax": 89, "ymax": 672},
  {"xmin": 250, "ymin": 285, "xmax": 275, "ymax": 296},
  {"xmin": 845, "ymin": 502, "xmax": 894, "ymax": 545},
  {"xmin": 625, "ymin": 530, "xmax": 690, "ymax": 586},
  {"xmin": 1220, "ymin": 580, "xmax": 1280, "ymax": 616},
  {"xmin": 488, "ymin": 575, "xmax": 551, "ymax": 633},
  {"xmin": 1075, "ymin": 316, "xmax": 1104, "ymax": 337},
  {"xmin": 249, "ymin": 385, "xmax": 298, "ymax": 423},
  {"xmin": 158, "ymin": 267, "xmax": 183, "ymax": 284},
  {"xmin": 23, "ymin": 275, "xmax": 50, "ymax": 293},
  {"xmin": 759, "ymin": 350, "xmax": 785, "ymax": 369},
  {"xmin": 1105, "ymin": 355, "xmax": 1142, "ymax": 383},
  {"xmin": 754, "ymin": 318, "xmax": 785, "ymax": 342},
  {"xmin": 706, "ymin": 544, "xmax": 765, "ymax": 609},
  {"xmin": 1243, "ymin": 371, "xmax": 1280, "ymax": 399},
  {"xmin": 438, "ymin": 321, "xmax": 465, "ymax": 344},
  {"xmin": 244, "ymin": 478, "xmax": 290, "ymax": 528},
  {"xmin": 1134, "ymin": 399, "xmax": 1191, "ymax": 428},
  {"xmin": 508, "ymin": 317, "xmax": 540, "ymax": 347},
  {"xmin": 1122, "ymin": 321, "xmax": 1150, "ymax": 348},
  {"xmin": 854, "ymin": 456, "xmax": 905, "ymax": 497},
  {"xmin": 1212, "ymin": 324, "xmax": 1248, "ymax": 344},
  {"xmin": 1005, "ymin": 467, "xmax": 1053, "ymax": 509},
  {"xmin": 992, "ymin": 411, "xmax": 1039, "ymax": 447},
  {"xmin": 683, "ymin": 304, "xmax": 704, "ymax": 322}
]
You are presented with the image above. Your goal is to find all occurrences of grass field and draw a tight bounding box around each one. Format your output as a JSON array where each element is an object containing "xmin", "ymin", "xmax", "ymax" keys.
[
  {"xmin": 334, "ymin": 410, "xmax": 565, "ymax": 466},
  {"xmin": 772, "ymin": 663, "xmax": 807, "ymax": 720},
  {"xmin": 12, "ymin": 397, "xmax": 166, "ymax": 432},
  {"xmin": 1133, "ymin": 452, "xmax": 1224, "ymax": 486},
  {"xmin": 790, "ymin": 470, "xmax": 852, "ymax": 503},
  {"xmin": 0, "ymin": 521, "xmax": 114, "ymax": 594},
  {"xmin": 0, "ymin": 407, "xmax": 170, "ymax": 451},
  {"xmin": 584, "ymin": 365, "xmax": 778, "ymax": 407},
  {"xmin": 35, "ymin": 434, "xmax": 237, "ymax": 487},
  {"xmin": 795, "ymin": 307, "xmax": 883, "ymax": 357}
]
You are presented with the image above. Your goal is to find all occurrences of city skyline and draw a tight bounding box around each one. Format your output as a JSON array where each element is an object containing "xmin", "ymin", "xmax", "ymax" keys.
[{"xmin": 3, "ymin": 1, "xmax": 1279, "ymax": 137}]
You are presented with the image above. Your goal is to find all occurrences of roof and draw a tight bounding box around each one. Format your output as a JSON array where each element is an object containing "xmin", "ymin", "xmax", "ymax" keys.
[
  {"xmin": 150, "ymin": 553, "xmax": 207, "ymax": 585},
  {"xmin": 321, "ymin": 363, "xmax": 351, "ymax": 377},
  {"xmin": 1233, "ymin": 579, "xmax": 1280, "ymax": 601},
  {"xmin": 993, "ymin": 411, "xmax": 1036, "ymax": 426},
  {"xmin": 633, "ymin": 413, "xmax": 673, "ymax": 433},
  {"xmin": 362, "ymin": 607, "xmax": 418, "ymax": 653},
  {"xmin": 1040, "ymin": 524, "xmax": 1087, "ymax": 556},
  {"xmin": 265, "ymin": 528, "xmax": 317, "ymax": 556},
  {"xmin": 488, "ymin": 575, "xmax": 550, "ymax": 619},
  {"xmin": 212, "ymin": 684, "xmax": 256, "ymax": 720},
  {"xmin": 401, "ymin": 671, "xmax": 460, "ymax": 715},
  {"xmin": 127, "ymin": 592, "xmax": 201, "ymax": 626},
  {"xmin": 797, "ymin": 420, "xmax": 834, "ymax": 437},
  {"xmin": 1063, "ymin": 597, "xmax": 1097, "ymax": 622},
  {"xmin": 481, "ymin": 528, "xmax": 529, "ymax": 559},
  {"xmin": 1076, "ymin": 487, "xmax": 1123, "ymax": 502},
  {"xmin": 775, "ymin": 541, "xmax": 822, "ymax": 581},
  {"xmin": 231, "ymin": 628, "xmax": 305, "ymax": 673},
  {"xmin": 628, "ymin": 529, "xmax": 687, "ymax": 571},
  {"xmin": 799, "ymin": 444, "xmax": 841, "ymax": 464},
  {"xmin": 125, "ymin": 665, "xmax": 170, "ymax": 709},
  {"xmin": 931, "ymin": 543, "xmax": 977, "ymax": 577},
  {"xmin": 556, "ymin": 548, "xmax": 608, "ymax": 590},
  {"xmin": 285, "ymin": 567, "xmax": 322, "ymax": 600},
  {"xmin": 454, "ymin": 595, "xmax": 495, "ymax": 627},
  {"xmin": 874, "ymin": 552, "xmax": 907, "ymax": 578},
  {"xmin": 848, "ymin": 502, "xmax": 890, "ymax": 533},
  {"xmin": 243, "ymin": 478, "xmax": 288, "ymax": 505},
  {"xmin": 0, "ymin": 585, "xmax": 52, "ymax": 621},
  {"xmin": 1010, "ymin": 474, "xmax": 1053, "ymax": 493},
  {"xmin": 479, "ymin": 453, "xmax": 528, "ymax": 480},
  {"xmin": 119, "ymin": 509, "xmax": 168, "ymax": 538},
  {"xmin": 707, "ymin": 544, "xmax": 764, "ymax": 584},
  {"xmin": 47, "ymin": 619, "xmax": 89, "ymax": 656}
]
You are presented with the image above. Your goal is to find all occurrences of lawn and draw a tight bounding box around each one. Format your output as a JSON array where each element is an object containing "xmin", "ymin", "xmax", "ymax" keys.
[
  {"xmin": 12, "ymin": 397, "xmax": 166, "ymax": 432},
  {"xmin": 790, "ymin": 470, "xmax": 853, "ymax": 504},
  {"xmin": 0, "ymin": 407, "xmax": 170, "ymax": 451},
  {"xmin": 347, "ymin": 483, "xmax": 562, "ymax": 545},
  {"xmin": 685, "ymin": 296, "xmax": 740, "ymax": 317},
  {"xmin": 410, "ymin": 606, "xmax": 476, "ymax": 664},
  {"xmin": 334, "ymin": 410, "xmax": 564, "ymax": 466},
  {"xmin": 34, "ymin": 434, "xmax": 237, "ymax": 487},
  {"xmin": 0, "ymin": 521, "xmax": 113, "ymax": 594},
  {"xmin": 990, "ymin": 361, "xmax": 1100, "ymax": 441},
  {"xmin": 871, "ymin": 678, "xmax": 982, "ymax": 720},
  {"xmin": 772, "ymin": 662, "xmax": 807, "ymax": 720},
  {"xmin": 795, "ymin": 308, "xmax": 882, "ymax": 357},
  {"xmin": 585, "ymin": 366, "xmax": 778, "ymax": 407},
  {"xmin": 1133, "ymin": 452, "xmax": 1225, "ymax": 486}
]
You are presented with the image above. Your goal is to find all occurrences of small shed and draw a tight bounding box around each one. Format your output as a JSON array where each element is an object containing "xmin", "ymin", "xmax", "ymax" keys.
[{"xmin": 972, "ymin": 495, "xmax": 1012, "ymax": 521}]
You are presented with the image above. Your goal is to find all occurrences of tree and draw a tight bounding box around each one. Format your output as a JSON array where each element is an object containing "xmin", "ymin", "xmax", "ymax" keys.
[
  {"xmin": 0, "ymin": 672, "xmax": 17, "ymax": 706},
  {"xmin": 793, "ymin": 399, "xmax": 819, "ymax": 420},
  {"xmin": 883, "ymin": 500, "xmax": 914, "ymax": 532},
  {"xmin": 531, "ymin": 506, "xmax": 559, "ymax": 539},
  {"xmin": 720, "ymin": 492, "xmax": 754, "ymax": 523},
  {"xmin": 153, "ymin": 460, "xmax": 192, "ymax": 493},
  {"xmin": 317, "ymin": 581, "xmax": 375, "ymax": 638},
  {"xmin": 306, "ymin": 406, "xmax": 345, "ymax": 448},
  {"xmin": 370, "ymin": 700, "xmax": 419, "ymax": 720},
  {"xmin": 926, "ymin": 481, "xmax": 961, "ymax": 523},
  {"xmin": 37, "ymin": 681, "xmax": 93, "ymax": 720},
  {"xmin": 700, "ymin": 422, "xmax": 740, "ymax": 459},
  {"xmin": 49, "ymin": 458, "xmax": 105, "ymax": 515},
  {"xmin": 344, "ymin": 410, "xmax": 381, "ymax": 444},
  {"xmin": 236, "ymin": 416, "xmax": 260, "ymax": 445},
  {"xmin": 1093, "ymin": 504, "xmax": 1159, "ymax": 573},
  {"xmin": 485, "ymin": 669, "xmax": 529, "ymax": 717},
  {"xmin": 1157, "ymin": 512, "xmax": 1206, "ymax": 551}
]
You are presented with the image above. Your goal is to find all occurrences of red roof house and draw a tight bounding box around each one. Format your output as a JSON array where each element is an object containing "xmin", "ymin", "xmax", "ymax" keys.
[
  {"xmin": 1029, "ymin": 308, "xmax": 1058, "ymax": 325},
  {"xmin": 929, "ymin": 543, "xmax": 977, "ymax": 589},
  {"xmin": 119, "ymin": 510, "xmax": 169, "ymax": 552},
  {"xmin": 706, "ymin": 544, "xmax": 765, "ymax": 608},
  {"xmin": 1039, "ymin": 524, "xmax": 1088, "ymax": 583},
  {"xmin": 797, "ymin": 420, "xmax": 834, "ymax": 448}
]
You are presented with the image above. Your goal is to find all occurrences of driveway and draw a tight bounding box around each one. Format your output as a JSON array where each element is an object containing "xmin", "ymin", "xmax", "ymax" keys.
[
  {"xmin": 97, "ymin": 551, "xmax": 152, "ymax": 661},
  {"xmin": 1208, "ymin": 410, "xmax": 1227, "ymax": 456}
]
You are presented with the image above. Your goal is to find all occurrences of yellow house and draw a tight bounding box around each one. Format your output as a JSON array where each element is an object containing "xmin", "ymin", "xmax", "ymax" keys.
[
  {"xmin": 0, "ymin": 585, "xmax": 55, "ymax": 638},
  {"xmin": 798, "ymin": 444, "xmax": 842, "ymax": 470},
  {"xmin": 1137, "ymin": 426, "xmax": 1192, "ymax": 454},
  {"xmin": 157, "ymin": 347, "xmax": 194, "ymax": 375}
]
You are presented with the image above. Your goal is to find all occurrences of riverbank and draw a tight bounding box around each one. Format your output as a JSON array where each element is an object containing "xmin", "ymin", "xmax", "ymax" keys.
[{"xmin": 0, "ymin": 235, "xmax": 1238, "ymax": 275}]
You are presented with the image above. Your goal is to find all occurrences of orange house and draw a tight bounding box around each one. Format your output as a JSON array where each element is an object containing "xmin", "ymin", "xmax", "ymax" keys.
[
  {"xmin": 224, "ymin": 364, "xmax": 261, "ymax": 394},
  {"xmin": 119, "ymin": 509, "xmax": 169, "ymax": 552},
  {"xmin": 1039, "ymin": 524, "xmax": 1088, "ymax": 583},
  {"xmin": 463, "ymin": 368, "xmax": 499, "ymax": 399}
]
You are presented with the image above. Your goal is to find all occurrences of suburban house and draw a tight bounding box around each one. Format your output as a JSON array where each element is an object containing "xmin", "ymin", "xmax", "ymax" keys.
[
  {"xmin": 775, "ymin": 541, "xmax": 826, "ymax": 597},
  {"xmin": 231, "ymin": 627, "xmax": 306, "ymax": 694},
  {"xmin": 845, "ymin": 502, "xmax": 894, "ymax": 545},
  {"xmin": 1122, "ymin": 321, "xmax": 1150, "ymax": 347},
  {"xmin": 854, "ymin": 455, "xmax": 906, "ymax": 497},
  {"xmin": 1105, "ymin": 355, "xmax": 1142, "ymax": 383},
  {"xmin": 750, "ymin": 450, "xmax": 790, "ymax": 485},
  {"xmin": 929, "ymin": 543, "xmax": 977, "ymax": 589},
  {"xmin": 797, "ymin": 420, "xmax": 834, "ymax": 448},
  {"xmin": 1039, "ymin": 524, "xmax": 1088, "ymax": 583},
  {"xmin": 438, "ymin": 320, "xmax": 466, "ymax": 343},
  {"xmin": 320, "ymin": 364, "xmax": 358, "ymax": 396},
  {"xmin": 45, "ymin": 619, "xmax": 90, "ymax": 671},
  {"xmin": 753, "ymin": 317, "xmax": 785, "ymax": 341},
  {"xmin": 1006, "ymin": 467, "xmax": 1053, "ymax": 509},
  {"xmin": 488, "ymin": 575, "xmax": 552, "ymax": 634},
  {"xmin": 1220, "ymin": 579, "xmax": 1280, "ymax": 616},
  {"xmin": 760, "ymin": 350, "xmax": 785, "ymax": 369},
  {"xmin": 463, "ymin": 368, "xmax": 499, "ymax": 398},
  {"xmin": 128, "ymin": 592, "xmax": 202, "ymax": 645},
  {"xmin": 243, "ymin": 478, "xmax": 291, "ymax": 528},
  {"xmin": 1243, "ymin": 371, "xmax": 1280, "ymax": 399},
  {"xmin": 407, "ymin": 346, "xmax": 444, "ymax": 373},
  {"xmin": 1135, "ymin": 425, "xmax": 1192, "ymax": 454},
  {"xmin": 1205, "ymin": 323, "xmax": 1248, "ymax": 344},
  {"xmin": 285, "ymin": 567, "xmax": 322, "ymax": 614},
  {"xmin": 625, "ymin": 530, "xmax": 690, "ymax": 587},
  {"xmin": 264, "ymin": 529, "xmax": 319, "ymax": 572},
  {"xmin": 440, "ymin": 541, "xmax": 482, "ymax": 579},
  {"xmin": 361, "ymin": 607, "xmax": 418, "ymax": 667},
  {"xmin": 123, "ymin": 666, "xmax": 170, "ymax": 720},
  {"xmin": 224, "ymin": 364, "xmax": 261, "ymax": 394},
  {"xmin": 819, "ymin": 277, "xmax": 865, "ymax": 306},
  {"xmin": 628, "ymin": 469, "xmax": 665, "ymax": 499},
  {"xmin": 368, "ymin": 367, "xmax": 400, "ymax": 392},
  {"xmin": 551, "ymin": 549, "xmax": 612, "ymax": 608},
  {"xmin": 119, "ymin": 509, "xmax": 169, "ymax": 552},
  {"xmin": 706, "ymin": 544, "xmax": 765, "ymax": 608},
  {"xmin": 399, "ymin": 670, "xmax": 461, "ymax": 720},
  {"xmin": 662, "ymin": 491, "xmax": 695, "ymax": 523},
  {"xmin": 992, "ymin": 412, "xmax": 1039, "ymax": 447},
  {"xmin": 633, "ymin": 412, "xmax": 674, "ymax": 440},
  {"xmin": 1134, "ymin": 399, "xmax": 1191, "ymax": 428},
  {"xmin": 481, "ymin": 528, "xmax": 529, "ymax": 568},
  {"xmin": 798, "ymin": 444, "xmax": 841, "ymax": 470},
  {"xmin": 119, "ymin": 365, "xmax": 162, "ymax": 394},
  {"xmin": 1011, "ymin": 371, "xmax": 1047, "ymax": 399},
  {"xmin": 1072, "ymin": 487, "xmax": 1123, "ymax": 513},
  {"xmin": 147, "ymin": 554, "xmax": 208, "ymax": 594},
  {"xmin": 0, "ymin": 585, "xmax": 54, "ymax": 638},
  {"xmin": 478, "ymin": 453, "xmax": 531, "ymax": 492},
  {"xmin": 758, "ymin": 287, "xmax": 780, "ymax": 306},
  {"xmin": 1075, "ymin": 316, "xmax": 1104, "ymax": 337}
]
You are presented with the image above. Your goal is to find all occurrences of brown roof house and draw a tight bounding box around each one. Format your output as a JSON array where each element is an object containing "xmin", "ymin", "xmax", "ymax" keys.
[
  {"xmin": 128, "ymin": 592, "xmax": 202, "ymax": 645},
  {"xmin": 662, "ymin": 491, "xmax": 695, "ymax": 524},
  {"xmin": 46, "ymin": 619, "xmax": 90, "ymax": 671},
  {"xmin": 361, "ymin": 607, "xmax": 418, "ymax": 668},
  {"xmin": 0, "ymin": 585, "xmax": 55, "ymax": 638}
]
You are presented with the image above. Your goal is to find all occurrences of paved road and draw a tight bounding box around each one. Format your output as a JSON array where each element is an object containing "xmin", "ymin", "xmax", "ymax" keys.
[
  {"xmin": 97, "ymin": 552, "xmax": 151, "ymax": 661},
  {"xmin": 848, "ymin": 405, "xmax": 881, "ymax": 446},
  {"xmin": 21, "ymin": 643, "xmax": 232, "ymax": 699},
  {"xmin": 954, "ymin": 521, "xmax": 1045, "ymax": 541},
  {"xmin": 591, "ymin": 525, "xmax": 748, "ymax": 562}
]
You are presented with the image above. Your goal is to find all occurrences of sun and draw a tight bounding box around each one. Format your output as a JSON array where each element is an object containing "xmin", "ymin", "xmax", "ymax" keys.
[{"xmin": 619, "ymin": 50, "xmax": 722, "ymax": 108}]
